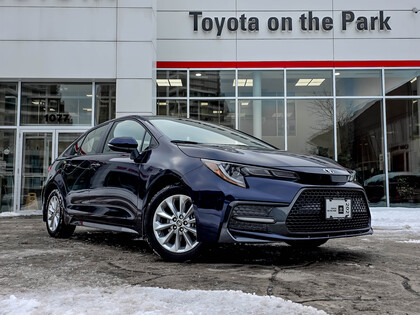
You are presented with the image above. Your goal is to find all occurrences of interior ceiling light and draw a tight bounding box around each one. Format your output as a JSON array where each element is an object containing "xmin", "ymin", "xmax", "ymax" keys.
[
  {"xmin": 195, "ymin": 73, "xmax": 202, "ymax": 77},
  {"xmin": 295, "ymin": 78, "xmax": 325, "ymax": 87},
  {"xmin": 241, "ymin": 101, "xmax": 249, "ymax": 106},
  {"xmin": 308, "ymin": 79, "xmax": 325, "ymax": 86},
  {"xmin": 410, "ymin": 77, "xmax": 417, "ymax": 83},
  {"xmin": 156, "ymin": 79, "xmax": 170, "ymax": 86},
  {"xmin": 156, "ymin": 79, "xmax": 183, "ymax": 87},
  {"xmin": 295, "ymin": 79, "xmax": 312, "ymax": 86},
  {"xmin": 233, "ymin": 79, "xmax": 253, "ymax": 87},
  {"xmin": 335, "ymin": 72, "xmax": 341, "ymax": 76},
  {"xmin": 169, "ymin": 79, "xmax": 183, "ymax": 86},
  {"xmin": 158, "ymin": 102, "xmax": 167, "ymax": 106},
  {"xmin": 201, "ymin": 102, "xmax": 208, "ymax": 106},
  {"xmin": 86, "ymin": 94, "xmax": 93, "ymax": 97},
  {"xmin": 213, "ymin": 110, "xmax": 223, "ymax": 114}
]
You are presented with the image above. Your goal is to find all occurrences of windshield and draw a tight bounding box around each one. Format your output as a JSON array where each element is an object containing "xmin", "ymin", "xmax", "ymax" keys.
[{"xmin": 149, "ymin": 118, "xmax": 276, "ymax": 150}]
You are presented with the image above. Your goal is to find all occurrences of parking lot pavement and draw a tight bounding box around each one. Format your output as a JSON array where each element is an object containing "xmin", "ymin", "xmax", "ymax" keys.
[{"xmin": 1, "ymin": 216, "xmax": 419, "ymax": 315}]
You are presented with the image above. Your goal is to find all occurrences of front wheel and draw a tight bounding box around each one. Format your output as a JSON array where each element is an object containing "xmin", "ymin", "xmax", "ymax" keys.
[
  {"xmin": 284, "ymin": 239, "xmax": 328, "ymax": 248},
  {"xmin": 45, "ymin": 189, "xmax": 75, "ymax": 238},
  {"xmin": 145, "ymin": 185, "xmax": 203, "ymax": 261}
]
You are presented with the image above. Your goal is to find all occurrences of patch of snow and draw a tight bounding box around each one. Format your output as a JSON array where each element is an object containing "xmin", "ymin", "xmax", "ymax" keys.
[
  {"xmin": 0, "ymin": 210, "xmax": 41, "ymax": 217},
  {"xmin": 370, "ymin": 207, "xmax": 420, "ymax": 233},
  {"xmin": 0, "ymin": 286, "xmax": 327, "ymax": 315},
  {"xmin": 396, "ymin": 239, "xmax": 420, "ymax": 244}
]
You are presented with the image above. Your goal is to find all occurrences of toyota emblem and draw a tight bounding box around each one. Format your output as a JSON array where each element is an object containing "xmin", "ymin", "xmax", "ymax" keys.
[{"xmin": 324, "ymin": 168, "xmax": 335, "ymax": 174}]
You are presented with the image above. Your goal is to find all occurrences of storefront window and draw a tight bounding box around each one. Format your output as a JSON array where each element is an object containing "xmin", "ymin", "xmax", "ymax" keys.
[
  {"xmin": 336, "ymin": 99, "xmax": 385, "ymax": 206},
  {"xmin": 238, "ymin": 70, "xmax": 284, "ymax": 97},
  {"xmin": 190, "ymin": 99, "xmax": 235, "ymax": 128},
  {"xmin": 286, "ymin": 70, "xmax": 332, "ymax": 97},
  {"xmin": 238, "ymin": 99, "xmax": 285, "ymax": 149},
  {"xmin": 386, "ymin": 99, "xmax": 420, "ymax": 207},
  {"xmin": 287, "ymin": 99, "xmax": 334, "ymax": 158},
  {"xmin": 0, "ymin": 83, "xmax": 18, "ymax": 126},
  {"xmin": 95, "ymin": 83, "xmax": 116, "ymax": 125},
  {"xmin": 21, "ymin": 83, "xmax": 92, "ymax": 126},
  {"xmin": 190, "ymin": 71, "xmax": 235, "ymax": 97},
  {"xmin": 336, "ymin": 70, "xmax": 382, "ymax": 96},
  {"xmin": 157, "ymin": 70, "xmax": 187, "ymax": 98},
  {"xmin": 0, "ymin": 130, "xmax": 15, "ymax": 212},
  {"xmin": 385, "ymin": 70, "xmax": 420, "ymax": 96},
  {"xmin": 157, "ymin": 100, "xmax": 187, "ymax": 117}
]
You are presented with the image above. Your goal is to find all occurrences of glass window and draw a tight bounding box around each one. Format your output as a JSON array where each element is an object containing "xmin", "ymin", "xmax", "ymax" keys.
[
  {"xmin": 385, "ymin": 70, "xmax": 420, "ymax": 96},
  {"xmin": 95, "ymin": 83, "xmax": 116, "ymax": 125},
  {"xmin": 58, "ymin": 133, "xmax": 83, "ymax": 157},
  {"xmin": 62, "ymin": 135, "xmax": 86, "ymax": 157},
  {"xmin": 190, "ymin": 71, "xmax": 235, "ymax": 97},
  {"xmin": 21, "ymin": 83, "xmax": 92, "ymax": 126},
  {"xmin": 0, "ymin": 83, "xmax": 17, "ymax": 126},
  {"xmin": 287, "ymin": 99, "xmax": 334, "ymax": 158},
  {"xmin": 190, "ymin": 99, "xmax": 235, "ymax": 129},
  {"xmin": 238, "ymin": 99, "xmax": 284, "ymax": 150},
  {"xmin": 149, "ymin": 118, "xmax": 274, "ymax": 150},
  {"xmin": 386, "ymin": 99, "xmax": 420, "ymax": 207},
  {"xmin": 80, "ymin": 124, "xmax": 110, "ymax": 155},
  {"xmin": 336, "ymin": 99, "xmax": 385, "ymax": 206},
  {"xmin": 157, "ymin": 70, "xmax": 187, "ymax": 98},
  {"xmin": 21, "ymin": 132, "xmax": 52, "ymax": 210},
  {"xmin": 104, "ymin": 120, "xmax": 146, "ymax": 153},
  {"xmin": 287, "ymin": 70, "xmax": 333, "ymax": 97},
  {"xmin": 238, "ymin": 70, "xmax": 284, "ymax": 97},
  {"xmin": 156, "ymin": 100, "xmax": 187, "ymax": 117},
  {"xmin": 0, "ymin": 130, "xmax": 16, "ymax": 212},
  {"xmin": 335, "ymin": 70, "xmax": 382, "ymax": 96}
]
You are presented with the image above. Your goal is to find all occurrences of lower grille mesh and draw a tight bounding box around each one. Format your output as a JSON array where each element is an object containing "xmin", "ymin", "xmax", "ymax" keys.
[
  {"xmin": 228, "ymin": 204, "xmax": 272, "ymax": 233},
  {"xmin": 286, "ymin": 189, "xmax": 370, "ymax": 233}
]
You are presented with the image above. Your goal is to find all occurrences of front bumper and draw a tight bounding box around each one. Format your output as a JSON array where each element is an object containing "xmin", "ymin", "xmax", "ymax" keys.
[{"xmin": 218, "ymin": 187, "xmax": 372, "ymax": 243}]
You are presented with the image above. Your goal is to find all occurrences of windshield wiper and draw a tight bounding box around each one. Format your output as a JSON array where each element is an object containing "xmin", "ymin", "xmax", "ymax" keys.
[{"xmin": 171, "ymin": 140, "xmax": 201, "ymax": 145}]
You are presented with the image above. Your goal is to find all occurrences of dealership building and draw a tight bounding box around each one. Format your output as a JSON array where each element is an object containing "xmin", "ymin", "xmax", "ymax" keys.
[{"xmin": 0, "ymin": 0, "xmax": 419, "ymax": 212}]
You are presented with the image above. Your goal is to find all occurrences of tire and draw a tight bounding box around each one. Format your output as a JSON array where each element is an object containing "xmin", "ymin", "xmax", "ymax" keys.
[
  {"xmin": 45, "ymin": 189, "xmax": 76, "ymax": 238},
  {"xmin": 284, "ymin": 239, "xmax": 328, "ymax": 248},
  {"xmin": 145, "ymin": 185, "xmax": 203, "ymax": 262}
]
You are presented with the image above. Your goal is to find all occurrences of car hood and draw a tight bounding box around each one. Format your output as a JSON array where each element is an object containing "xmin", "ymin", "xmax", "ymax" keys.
[{"xmin": 177, "ymin": 144, "xmax": 349, "ymax": 174}]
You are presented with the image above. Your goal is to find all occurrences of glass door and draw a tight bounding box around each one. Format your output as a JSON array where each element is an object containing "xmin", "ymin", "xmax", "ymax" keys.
[
  {"xmin": 19, "ymin": 130, "xmax": 84, "ymax": 211},
  {"xmin": 20, "ymin": 132, "xmax": 53, "ymax": 210}
]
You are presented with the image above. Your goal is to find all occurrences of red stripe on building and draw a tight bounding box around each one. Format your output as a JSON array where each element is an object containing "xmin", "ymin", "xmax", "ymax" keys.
[{"xmin": 157, "ymin": 60, "xmax": 420, "ymax": 68}]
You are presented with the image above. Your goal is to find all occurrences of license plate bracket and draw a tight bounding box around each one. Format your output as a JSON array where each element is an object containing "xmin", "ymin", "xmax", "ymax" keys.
[{"xmin": 325, "ymin": 198, "xmax": 352, "ymax": 220}]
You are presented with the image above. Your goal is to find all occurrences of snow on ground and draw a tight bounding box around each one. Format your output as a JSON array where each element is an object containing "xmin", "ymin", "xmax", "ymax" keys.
[
  {"xmin": 0, "ymin": 286, "xmax": 326, "ymax": 315},
  {"xmin": 370, "ymin": 207, "xmax": 420, "ymax": 233}
]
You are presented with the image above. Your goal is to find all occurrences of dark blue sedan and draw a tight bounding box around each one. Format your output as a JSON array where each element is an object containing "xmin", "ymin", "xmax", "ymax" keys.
[{"xmin": 42, "ymin": 116, "xmax": 372, "ymax": 261}]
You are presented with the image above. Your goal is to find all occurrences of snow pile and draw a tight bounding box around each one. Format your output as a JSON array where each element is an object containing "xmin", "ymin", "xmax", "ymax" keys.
[
  {"xmin": 0, "ymin": 210, "xmax": 41, "ymax": 217},
  {"xmin": 0, "ymin": 286, "xmax": 327, "ymax": 315},
  {"xmin": 370, "ymin": 207, "xmax": 420, "ymax": 232},
  {"xmin": 396, "ymin": 239, "xmax": 420, "ymax": 244}
]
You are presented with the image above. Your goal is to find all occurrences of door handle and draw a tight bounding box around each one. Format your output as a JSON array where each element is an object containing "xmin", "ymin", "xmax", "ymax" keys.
[{"xmin": 91, "ymin": 162, "xmax": 101, "ymax": 170}]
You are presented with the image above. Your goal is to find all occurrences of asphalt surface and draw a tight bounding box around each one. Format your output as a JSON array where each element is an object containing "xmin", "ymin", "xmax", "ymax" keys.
[{"xmin": 0, "ymin": 216, "xmax": 419, "ymax": 315}]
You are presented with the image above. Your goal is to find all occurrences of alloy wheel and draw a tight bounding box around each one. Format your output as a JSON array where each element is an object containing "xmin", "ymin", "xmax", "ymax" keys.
[
  {"xmin": 152, "ymin": 194, "xmax": 199, "ymax": 254},
  {"xmin": 47, "ymin": 195, "xmax": 61, "ymax": 232}
]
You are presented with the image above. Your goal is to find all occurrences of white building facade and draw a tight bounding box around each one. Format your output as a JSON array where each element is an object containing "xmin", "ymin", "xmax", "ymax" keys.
[{"xmin": 0, "ymin": 0, "xmax": 419, "ymax": 212}]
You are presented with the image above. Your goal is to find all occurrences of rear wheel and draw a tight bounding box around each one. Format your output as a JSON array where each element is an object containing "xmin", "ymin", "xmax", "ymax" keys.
[
  {"xmin": 46, "ymin": 189, "xmax": 75, "ymax": 238},
  {"xmin": 145, "ymin": 185, "xmax": 203, "ymax": 261},
  {"xmin": 284, "ymin": 239, "xmax": 328, "ymax": 248}
]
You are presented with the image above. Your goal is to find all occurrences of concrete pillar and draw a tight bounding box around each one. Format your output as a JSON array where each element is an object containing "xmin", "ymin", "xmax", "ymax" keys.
[{"xmin": 116, "ymin": 0, "xmax": 157, "ymax": 117}]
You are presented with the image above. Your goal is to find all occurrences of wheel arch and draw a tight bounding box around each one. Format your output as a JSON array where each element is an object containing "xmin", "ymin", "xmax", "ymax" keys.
[
  {"xmin": 42, "ymin": 181, "xmax": 66, "ymax": 222},
  {"xmin": 141, "ymin": 173, "xmax": 191, "ymax": 235}
]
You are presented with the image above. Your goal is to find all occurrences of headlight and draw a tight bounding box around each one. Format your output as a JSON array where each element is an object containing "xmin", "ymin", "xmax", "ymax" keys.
[
  {"xmin": 347, "ymin": 170, "xmax": 357, "ymax": 182},
  {"xmin": 202, "ymin": 159, "xmax": 299, "ymax": 188}
]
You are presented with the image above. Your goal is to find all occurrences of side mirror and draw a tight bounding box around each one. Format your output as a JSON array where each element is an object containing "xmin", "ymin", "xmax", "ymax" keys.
[{"xmin": 108, "ymin": 137, "xmax": 138, "ymax": 153}]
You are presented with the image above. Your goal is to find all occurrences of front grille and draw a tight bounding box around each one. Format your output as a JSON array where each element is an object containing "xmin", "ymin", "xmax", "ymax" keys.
[
  {"xmin": 228, "ymin": 204, "xmax": 273, "ymax": 233},
  {"xmin": 286, "ymin": 189, "xmax": 370, "ymax": 234}
]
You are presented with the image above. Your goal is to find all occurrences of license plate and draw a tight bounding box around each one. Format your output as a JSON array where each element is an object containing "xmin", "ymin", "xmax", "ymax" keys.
[{"xmin": 325, "ymin": 198, "xmax": 352, "ymax": 220}]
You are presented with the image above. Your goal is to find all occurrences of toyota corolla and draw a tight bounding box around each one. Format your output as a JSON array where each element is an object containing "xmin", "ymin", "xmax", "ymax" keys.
[{"xmin": 42, "ymin": 116, "xmax": 372, "ymax": 261}]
